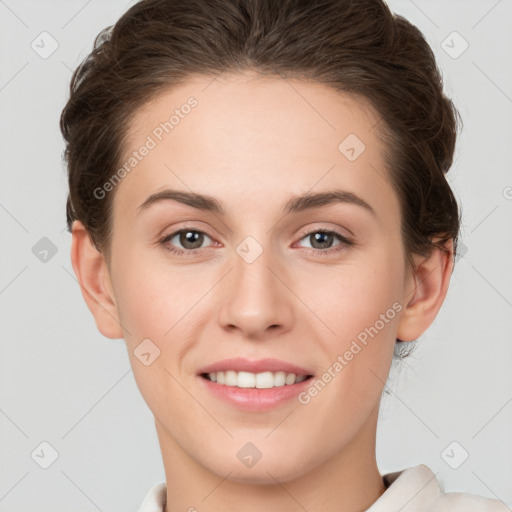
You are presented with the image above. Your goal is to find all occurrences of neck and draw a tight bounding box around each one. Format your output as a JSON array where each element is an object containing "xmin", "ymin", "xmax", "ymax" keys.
[{"xmin": 157, "ymin": 405, "xmax": 386, "ymax": 512}]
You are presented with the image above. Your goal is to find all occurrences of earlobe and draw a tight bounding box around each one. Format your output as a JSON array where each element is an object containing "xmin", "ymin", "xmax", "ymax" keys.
[
  {"xmin": 396, "ymin": 239, "xmax": 454, "ymax": 342},
  {"xmin": 70, "ymin": 221, "xmax": 124, "ymax": 340}
]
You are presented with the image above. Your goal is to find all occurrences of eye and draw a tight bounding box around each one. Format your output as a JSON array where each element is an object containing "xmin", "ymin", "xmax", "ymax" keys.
[
  {"xmin": 159, "ymin": 226, "xmax": 354, "ymax": 257},
  {"xmin": 159, "ymin": 228, "xmax": 215, "ymax": 256},
  {"xmin": 295, "ymin": 229, "xmax": 354, "ymax": 255}
]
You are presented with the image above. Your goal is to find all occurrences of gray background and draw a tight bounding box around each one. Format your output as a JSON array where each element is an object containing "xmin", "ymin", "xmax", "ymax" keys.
[{"xmin": 1, "ymin": 0, "xmax": 511, "ymax": 510}]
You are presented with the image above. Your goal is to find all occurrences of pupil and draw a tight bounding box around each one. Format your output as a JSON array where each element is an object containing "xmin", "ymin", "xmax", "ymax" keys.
[
  {"xmin": 182, "ymin": 231, "xmax": 202, "ymax": 249},
  {"xmin": 313, "ymin": 232, "xmax": 332, "ymax": 249}
]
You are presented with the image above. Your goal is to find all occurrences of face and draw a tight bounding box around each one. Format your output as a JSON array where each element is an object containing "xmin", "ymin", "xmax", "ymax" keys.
[{"xmin": 105, "ymin": 71, "xmax": 412, "ymax": 483}]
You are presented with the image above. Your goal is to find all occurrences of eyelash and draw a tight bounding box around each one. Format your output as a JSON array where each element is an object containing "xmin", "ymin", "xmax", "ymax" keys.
[{"xmin": 158, "ymin": 226, "xmax": 355, "ymax": 257}]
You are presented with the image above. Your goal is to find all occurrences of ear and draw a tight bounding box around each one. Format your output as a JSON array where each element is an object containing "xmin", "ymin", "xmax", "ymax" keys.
[
  {"xmin": 70, "ymin": 220, "xmax": 124, "ymax": 339},
  {"xmin": 397, "ymin": 239, "xmax": 454, "ymax": 342}
]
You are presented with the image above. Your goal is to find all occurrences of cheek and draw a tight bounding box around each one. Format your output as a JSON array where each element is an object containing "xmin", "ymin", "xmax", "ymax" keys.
[
  {"xmin": 111, "ymin": 247, "xmax": 191, "ymax": 341},
  {"xmin": 295, "ymin": 244, "xmax": 404, "ymax": 339},
  {"xmin": 110, "ymin": 252, "xmax": 197, "ymax": 415},
  {"xmin": 298, "ymin": 247, "xmax": 403, "ymax": 397}
]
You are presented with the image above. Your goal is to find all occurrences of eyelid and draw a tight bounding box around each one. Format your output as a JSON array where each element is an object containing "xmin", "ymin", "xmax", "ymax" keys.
[
  {"xmin": 158, "ymin": 222, "xmax": 217, "ymax": 241},
  {"xmin": 295, "ymin": 222, "xmax": 353, "ymax": 241},
  {"xmin": 159, "ymin": 222, "xmax": 352, "ymax": 244}
]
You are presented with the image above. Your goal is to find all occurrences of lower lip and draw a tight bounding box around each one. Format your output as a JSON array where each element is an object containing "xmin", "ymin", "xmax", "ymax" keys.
[{"xmin": 198, "ymin": 375, "xmax": 313, "ymax": 411}]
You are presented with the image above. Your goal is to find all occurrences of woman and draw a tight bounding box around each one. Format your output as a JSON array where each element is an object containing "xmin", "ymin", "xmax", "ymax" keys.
[{"xmin": 60, "ymin": 0, "xmax": 507, "ymax": 510}]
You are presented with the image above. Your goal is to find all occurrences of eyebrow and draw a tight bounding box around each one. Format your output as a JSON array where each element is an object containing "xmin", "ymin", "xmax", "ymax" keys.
[{"xmin": 137, "ymin": 188, "xmax": 377, "ymax": 217}]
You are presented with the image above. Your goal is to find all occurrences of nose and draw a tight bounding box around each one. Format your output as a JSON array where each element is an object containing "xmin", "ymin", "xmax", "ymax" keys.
[{"xmin": 217, "ymin": 245, "xmax": 295, "ymax": 339}]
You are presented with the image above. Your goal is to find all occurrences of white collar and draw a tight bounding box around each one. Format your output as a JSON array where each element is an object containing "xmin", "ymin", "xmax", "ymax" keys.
[
  {"xmin": 138, "ymin": 464, "xmax": 506, "ymax": 512},
  {"xmin": 364, "ymin": 464, "xmax": 441, "ymax": 511}
]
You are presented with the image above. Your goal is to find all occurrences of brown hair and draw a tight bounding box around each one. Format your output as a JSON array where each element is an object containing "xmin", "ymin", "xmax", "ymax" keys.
[{"xmin": 60, "ymin": 0, "xmax": 461, "ymax": 353}]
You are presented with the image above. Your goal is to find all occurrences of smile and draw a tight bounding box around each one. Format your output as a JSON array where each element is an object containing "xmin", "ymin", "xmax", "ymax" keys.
[{"xmin": 201, "ymin": 370, "xmax": 312, "ymax": 388}]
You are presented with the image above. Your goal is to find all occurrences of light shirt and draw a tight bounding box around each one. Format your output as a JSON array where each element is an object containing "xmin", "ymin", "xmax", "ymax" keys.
[{"xmin": 137, "ymin": 464, "xmax": 508, "ymax": 512}]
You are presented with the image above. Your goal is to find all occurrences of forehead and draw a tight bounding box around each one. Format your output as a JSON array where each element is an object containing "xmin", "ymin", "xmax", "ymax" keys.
[
  {"xmin": 124, "ymin": 70, "xmax": 381, "ymax": 156},
  {"xmin": 113, "ymin": 71, "xmax": 397, "ymax": 223}
]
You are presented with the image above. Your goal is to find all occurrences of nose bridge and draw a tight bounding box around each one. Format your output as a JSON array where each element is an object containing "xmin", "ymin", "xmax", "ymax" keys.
[{"xmin": 217, "ymin": 235, "xmax": 293, "ymax": 335}]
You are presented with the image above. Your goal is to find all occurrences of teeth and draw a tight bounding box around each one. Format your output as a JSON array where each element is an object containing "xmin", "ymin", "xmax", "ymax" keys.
[
  {"xmin": 225, "ymin": 370, "xmax": 237, "ymax": 386},
  {"xmin": 205, "ymin": 370, "xmax": 309, "ymax": 388}
]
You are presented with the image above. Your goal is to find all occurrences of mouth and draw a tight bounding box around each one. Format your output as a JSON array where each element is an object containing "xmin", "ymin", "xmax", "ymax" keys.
[
  {"xmin": 196, "ymin": 357, "xmax": 315, "ymax": 389},
  {"xmin": 196, "ymin": 358, "xmax": 315, "ymax": 410},
  {"xmin": 200, "ymin": 370, "xmax": 314, "ymax": 389}
]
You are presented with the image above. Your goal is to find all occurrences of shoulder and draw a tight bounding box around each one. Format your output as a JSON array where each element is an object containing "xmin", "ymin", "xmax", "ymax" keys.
[
  {"xmin": 372, "ymin": 464, "xmax": 509, "ymax": 512},
  {"xmin": 431, "ymin": 490, "xmax": 509, "ymax": 511}
]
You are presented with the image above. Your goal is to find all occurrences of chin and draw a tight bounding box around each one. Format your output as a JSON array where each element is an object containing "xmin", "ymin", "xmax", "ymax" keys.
[
  {"xmin": 225, "ymin": 467, "xmax": 304, "ymax": 485},
  {"xmin": 207, "ymin": 453, "xmax": 315, "ymax": 485}
]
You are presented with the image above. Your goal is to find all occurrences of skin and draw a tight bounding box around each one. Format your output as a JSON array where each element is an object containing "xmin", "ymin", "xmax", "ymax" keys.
[{"xmin": 70, "ymin": 71, "xmax": 453, "ymax": 512}]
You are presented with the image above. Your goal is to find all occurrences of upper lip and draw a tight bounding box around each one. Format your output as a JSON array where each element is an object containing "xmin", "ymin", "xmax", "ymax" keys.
[{"xmin": 197, "ymin": 358, "xmax": 314, "ymax": 376}]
